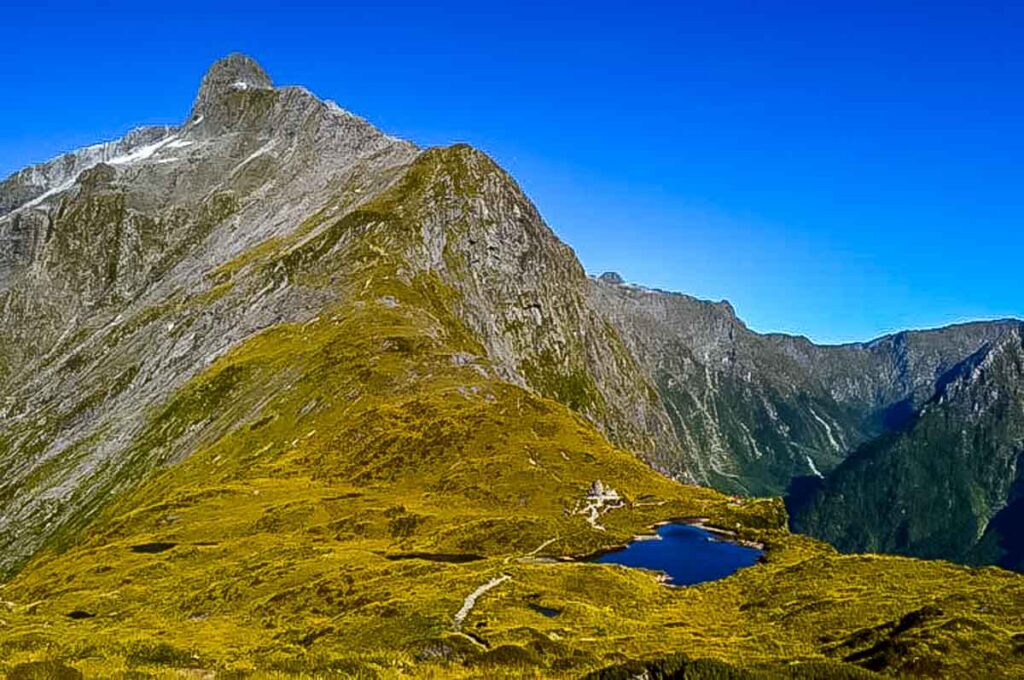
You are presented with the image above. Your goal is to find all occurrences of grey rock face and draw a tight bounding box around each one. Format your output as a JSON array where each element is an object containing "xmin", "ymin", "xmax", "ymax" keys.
[
  {"xmin": 597, "ymin": 271, "xmax": 624, "ymax": 285},
  {"xmin": 0, "ymin": 126, "xmax": 174, "ymax": 218},
  {"xmin": 190, "ymin": 53, "xmax": 274, "ymax": 122},
  {"xmin": 390, "ymin": 146, "xmax": 687, "ymax": 477}
]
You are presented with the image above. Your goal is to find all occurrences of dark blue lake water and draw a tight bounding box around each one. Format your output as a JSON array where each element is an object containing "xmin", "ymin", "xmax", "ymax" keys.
[{"xmin": 592, "ymin": 523, "xmax": 762, "ymax": 586}]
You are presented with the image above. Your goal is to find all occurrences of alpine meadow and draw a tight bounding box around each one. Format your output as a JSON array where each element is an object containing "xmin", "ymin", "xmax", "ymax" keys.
[{"xmin": 0, "ymin": 53, "xmax": 1022, "ymax": 679}]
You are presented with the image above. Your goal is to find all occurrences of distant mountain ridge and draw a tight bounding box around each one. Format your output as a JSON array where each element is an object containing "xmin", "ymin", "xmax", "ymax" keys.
[
  {"xmin": 592, "ymin": 275, "xmax": 1023, "ymax": 566},
  {"xmin": 592, "ymin": 275, "xmax": 1017, "ymax": 482},
  {"xmin": 788, "ymin": 323, "xmax": 1024, "ymax": 570}
]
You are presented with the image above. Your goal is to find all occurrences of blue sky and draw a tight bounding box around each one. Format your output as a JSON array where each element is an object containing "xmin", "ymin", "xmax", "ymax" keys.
[{"xmin": 2, "ymin": 1, "xmax": 1021, "ymax": 343}]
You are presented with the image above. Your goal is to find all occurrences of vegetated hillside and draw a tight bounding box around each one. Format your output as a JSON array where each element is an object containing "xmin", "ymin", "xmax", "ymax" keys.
[
  {"xmin": 1, "ymin": 48, "xmax": 1018, "ymax": 572},
  {"xmin": 593, "ymin": 277, "xmax": 1017, "ymax": 496},
  {"xmin": 788, "ymin": 325, "xmax": 1024, "ymax": 570},
  {"xmin": 0, "ymin": 55, "xmax": 1023, "ymax": 677},
  {"xmin": 0, "ymin": 55, "xmax": 692, "ymax": 579},
  {"xmin": 593, "ymin": 277, "xmax": 1024, "ymax": 567}
]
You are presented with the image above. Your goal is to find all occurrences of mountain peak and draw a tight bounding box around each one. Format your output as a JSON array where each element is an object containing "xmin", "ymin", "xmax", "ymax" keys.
[
  {"xmin": 190, "ymin": 53, "xmax": 273, "ymax": 120},
  {"xmin": 598, "ymin": 271, "xmax": 625, "ymax": 284}
]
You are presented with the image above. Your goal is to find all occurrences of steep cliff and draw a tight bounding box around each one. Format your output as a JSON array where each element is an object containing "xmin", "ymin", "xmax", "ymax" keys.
[
  {"xmin": 789, "ymin": 325, "xmax": 1024, "ymax": 568},
  {"xmin": 592, "ymin": 275, "xmax": 1017, "ymax": 496}
]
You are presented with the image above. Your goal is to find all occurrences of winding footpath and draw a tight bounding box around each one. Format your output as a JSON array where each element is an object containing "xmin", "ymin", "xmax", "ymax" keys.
[{"xmin": 453, "ymin": 574, "xmax": 511, "ymax": 631}]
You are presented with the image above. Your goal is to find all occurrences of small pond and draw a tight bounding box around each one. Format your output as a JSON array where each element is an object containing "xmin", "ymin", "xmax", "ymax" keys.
[{"xmin": 591, "ymin": 523, "xmax": 762, "ymax": 586}]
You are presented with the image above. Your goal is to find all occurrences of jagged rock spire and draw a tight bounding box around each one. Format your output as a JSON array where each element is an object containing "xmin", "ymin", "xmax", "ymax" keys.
[{"xmin": 190, "ymin": 53, "xmax": 273, "ymax": 122}]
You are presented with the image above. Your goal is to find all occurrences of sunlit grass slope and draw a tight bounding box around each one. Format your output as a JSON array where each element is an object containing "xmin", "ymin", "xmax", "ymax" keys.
[{"xmin": 1, "ymin": 148, "xmax": 1022, "ymax": 678}]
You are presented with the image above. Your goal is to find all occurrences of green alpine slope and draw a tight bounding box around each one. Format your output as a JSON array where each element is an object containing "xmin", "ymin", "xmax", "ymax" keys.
[{"xmin": 1, "ymin": 56, "xmax": 1023, "ymax": 678}]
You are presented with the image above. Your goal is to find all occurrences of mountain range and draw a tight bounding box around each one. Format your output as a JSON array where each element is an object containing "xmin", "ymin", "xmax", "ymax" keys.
[{"xmin": 0, "ymin": 55, "xmax": 1021, "ymax": 678}]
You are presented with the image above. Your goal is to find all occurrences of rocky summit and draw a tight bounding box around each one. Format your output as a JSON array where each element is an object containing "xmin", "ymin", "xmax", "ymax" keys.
[{"xmin": 0, "ymin": 55, "xmax": 1022, "ymax": 678}]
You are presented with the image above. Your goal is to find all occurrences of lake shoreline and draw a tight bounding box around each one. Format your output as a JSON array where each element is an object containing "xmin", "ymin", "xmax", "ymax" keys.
[{"xmin": 569, "ymin": 519, "xmax": 765, "ymax": 586}]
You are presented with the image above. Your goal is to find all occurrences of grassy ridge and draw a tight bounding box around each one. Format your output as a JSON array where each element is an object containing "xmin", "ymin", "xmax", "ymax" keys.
[{"xmin": 1, "ymin": 149, "xmax": 1022, "ymax": 677}]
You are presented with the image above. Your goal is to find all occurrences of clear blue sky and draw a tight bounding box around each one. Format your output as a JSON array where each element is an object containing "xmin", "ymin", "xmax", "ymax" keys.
[{"xmin": 2, "ymin": 1, "xmax": 1021, "ymax": 344}]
